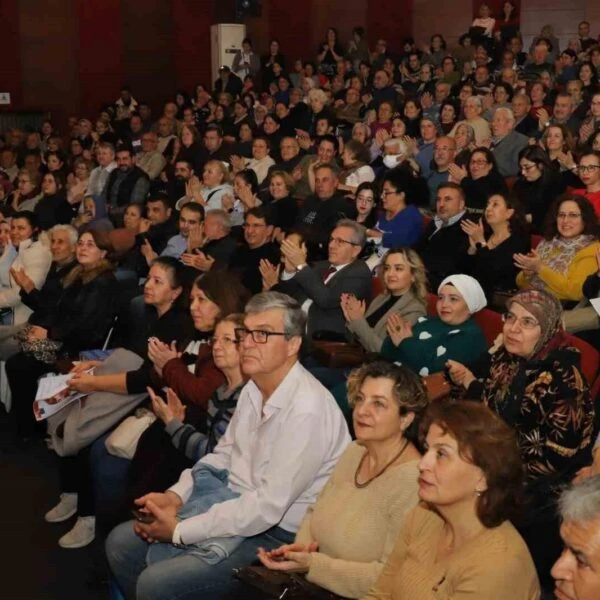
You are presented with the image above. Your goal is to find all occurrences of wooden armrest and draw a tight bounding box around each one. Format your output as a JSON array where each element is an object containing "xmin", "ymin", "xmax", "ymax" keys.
[{"xmin": 312, "ymin": 341, "xmax": 365, "ymax": 368}]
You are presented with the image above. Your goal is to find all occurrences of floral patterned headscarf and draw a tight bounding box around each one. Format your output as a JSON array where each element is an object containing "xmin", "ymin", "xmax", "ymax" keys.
[{"xmin": 506, "ymin": 289, "xmax": 563, "ymax": 357}]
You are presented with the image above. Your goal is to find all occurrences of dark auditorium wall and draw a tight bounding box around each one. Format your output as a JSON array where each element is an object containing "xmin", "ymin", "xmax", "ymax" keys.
[
  {"xmin": 244, "ymin": 0, "xmax": 413, "ymax": 63},
  {"xmin": 1, "ymin": 0, "xmax": 215, "ymax": 127}
]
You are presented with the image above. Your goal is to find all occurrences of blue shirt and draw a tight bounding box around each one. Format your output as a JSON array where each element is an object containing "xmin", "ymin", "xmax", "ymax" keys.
[{"xmin": 375, "ymin": 204, "xmax": 423, "ymax": 251}]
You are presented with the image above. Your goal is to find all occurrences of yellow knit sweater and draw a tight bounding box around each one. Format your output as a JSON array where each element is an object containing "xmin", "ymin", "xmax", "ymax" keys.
[
  {"xmin": 361, "ymin": 505, "xmax": 540, "ymax": 600},
  {"xmin": 516, "ymin": 240, "xmax": 600, "ymax": 302},
  {"xmin": 295, "ymin": 442, "xmax": 420, "ymax": 599}
]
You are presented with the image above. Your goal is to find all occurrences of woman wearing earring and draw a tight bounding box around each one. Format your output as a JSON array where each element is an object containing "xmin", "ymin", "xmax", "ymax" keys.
[{"xmin": 258, "ymin": 362, "xmax": 426, "ymax": 599}]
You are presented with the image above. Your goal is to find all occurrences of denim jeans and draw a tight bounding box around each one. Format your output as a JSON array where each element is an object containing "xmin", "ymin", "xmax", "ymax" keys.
[{"xmin": 106, "ymin": 521, "xmax": 294, "ymax": 600}]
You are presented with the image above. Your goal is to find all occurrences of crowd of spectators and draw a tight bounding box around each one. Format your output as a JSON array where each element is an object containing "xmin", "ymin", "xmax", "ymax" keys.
[{"xmin": 3, "ymin": 7, "xmax": 600, "ymax": 600}]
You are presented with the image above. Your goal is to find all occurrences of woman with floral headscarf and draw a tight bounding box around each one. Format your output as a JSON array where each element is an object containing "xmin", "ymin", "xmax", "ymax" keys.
[{"xmin": 446, "ymin": 288, "xmax": 594, "ymax": 591}]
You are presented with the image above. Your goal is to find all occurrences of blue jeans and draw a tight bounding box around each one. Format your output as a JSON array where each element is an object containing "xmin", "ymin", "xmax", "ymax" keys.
[{"xmin": 106, "ymin": 522, "xmax": 294, "ymax": 600}]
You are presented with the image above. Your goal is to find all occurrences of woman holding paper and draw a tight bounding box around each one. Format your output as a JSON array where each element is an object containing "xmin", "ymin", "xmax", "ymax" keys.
[{"xmin": 5, "ymin": 229, "xmax": 116, "ymax": 441}]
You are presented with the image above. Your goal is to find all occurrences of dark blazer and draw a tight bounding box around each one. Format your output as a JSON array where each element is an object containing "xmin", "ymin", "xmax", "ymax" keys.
[
  {"xmin": 276, "ymin": 259, "xmax": 372, "ymax": 339},
  {"xmin": 415, "ymin": 214, "xmax": 473, "ymax": 291}
]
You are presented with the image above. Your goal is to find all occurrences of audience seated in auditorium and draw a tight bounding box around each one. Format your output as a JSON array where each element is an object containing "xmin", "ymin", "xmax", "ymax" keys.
[
  {"xmin": 6, "ymin": 230, "xmax": 116, "ymax": 440},
  {"xmin": 362, "ymin": 401, "xmax": 540, "ymax": 600},
  {"xmin": 105, "ymin": 291, "xmax": 350, "ymax": 600},
  {"xmin": 552, "ymin": 475, "xmax": 600, "ymax": 600},
  {"xmin": 343, "ymin": 248, "xmax": 427, "ymax": 353},
  {"xmin": 515, "ymin": 195, "xmax": 600, "ymax": 303},
  {"xmin": 259, "ymin": 362, "xmax": 426, "ymax": 598},
  {"xmin": 381, "ymin": 273, "xmax": 487, "ymax": 376},
  {"xmin": 462, "ymin": 192, "xmax": 529, "ymax": 304},
  {"xmin": 415, "ymin": 182, "xmax": 472, "ymax": 290},
  {"xmin": 275, "ymin": 219, "xmax": 371, "ymax": 340},
  {"xmin": 447, "ymin": 289, "xmax": 594, "ymax": 589}
]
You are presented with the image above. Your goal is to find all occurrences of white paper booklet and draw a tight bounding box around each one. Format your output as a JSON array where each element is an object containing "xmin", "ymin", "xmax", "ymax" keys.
[{"xmin": 32, "ymin": 370, "xmax": 92, "ymax": 422}]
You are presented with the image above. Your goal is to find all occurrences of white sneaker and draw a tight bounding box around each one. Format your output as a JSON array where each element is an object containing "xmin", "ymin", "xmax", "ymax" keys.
[
  {"xmin": 44, "ymin": 493, "xmax": 78, "ymax": 523},
  {"xmin": 58, "ymin": 516, "xmax": 95, "ymax": 549}
]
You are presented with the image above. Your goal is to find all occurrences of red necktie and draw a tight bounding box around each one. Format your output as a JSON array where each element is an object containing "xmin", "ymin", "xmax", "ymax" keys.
[{"xmin": 321, "ymin": 265, "xmax": 336, "ymax": 282}]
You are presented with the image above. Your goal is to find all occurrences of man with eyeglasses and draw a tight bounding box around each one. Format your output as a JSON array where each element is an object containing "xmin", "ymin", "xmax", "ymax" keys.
[
  {"xmin": 228, "ymin": 207, "xmax": 280, "ymax": 294},
  {"xmin": 276, "ymin": 219, "xmax": 371, "ymax": 339},
  {"xmin": 106, "ymin": 291, "xmax": 350, "ymax": 600},
  {"xmin": 572, "ymin": 152, "xmax": 600, "ymax": 218}
]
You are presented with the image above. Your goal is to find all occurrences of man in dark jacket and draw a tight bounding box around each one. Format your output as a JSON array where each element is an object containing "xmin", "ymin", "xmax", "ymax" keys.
[
  {"xmin": 228, "ymin": 207, "xmax": 280, "ymax": 294},
  {"xmin": 415, "ymin": 182, "xmax": 472, "ymax": 290},
  {"xmin": 105, "ymin": 148, "xmax": 150, "ymax": 225},
  {"xmin": 213, "ymin": 66, "xmax": 243, "ymax": 98},
  {"xmin": 296, "ymin": 163, "xmax": 357, "ymax": 261}
]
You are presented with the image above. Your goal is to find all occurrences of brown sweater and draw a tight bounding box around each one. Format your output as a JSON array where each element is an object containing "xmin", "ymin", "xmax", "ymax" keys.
[
  {"xmin": 295, "ymin": 442, "xmax": 420, "ymax": 598},
  {"xmin": 361, "ymin": 505, "xmax": 540, "ymax": 600}
]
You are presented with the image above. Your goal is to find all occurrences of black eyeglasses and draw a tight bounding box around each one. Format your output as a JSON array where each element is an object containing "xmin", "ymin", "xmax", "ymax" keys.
[
  {"xmin": 234, "ymin": 327, "xmax": 288, "ymax": 344},
  {"xmin": 328, "ymin": 236, "xmax": 359, "ymax": 246}
]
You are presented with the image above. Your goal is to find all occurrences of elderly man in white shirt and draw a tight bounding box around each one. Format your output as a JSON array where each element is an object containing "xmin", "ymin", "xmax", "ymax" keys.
[
  {"xmin": 106, "ymin": 291, "xmax": 350, "ymax": 600},
  {"xmin": 86, "ymin": 142, "xmax": 117, "ymax": 197}
]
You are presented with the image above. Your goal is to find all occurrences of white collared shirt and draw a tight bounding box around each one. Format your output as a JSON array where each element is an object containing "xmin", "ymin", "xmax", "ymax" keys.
[
  {"xmin": 169, "ymin": 361, "xmax": 350, "ymax": 544},
  {"xmin": 86, "ymin": 161, "xmax": 117, "ymax": 197}
]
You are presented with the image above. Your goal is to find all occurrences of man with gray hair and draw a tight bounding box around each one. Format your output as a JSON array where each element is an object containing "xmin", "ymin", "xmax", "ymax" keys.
[
  {"xmin": 106, "ymin": 291, "xmax": 350, "ymax": 600},
  {"xmin": 551, "ymin": 475, "xmax": 600, "ymax": 599},
  {"xmin": 490, "ymin": 107, "xmax": 529, "ymax": 177},
  {"xmin": 277, "ymin": 218, "xmax": 372, "ymax": 339}
]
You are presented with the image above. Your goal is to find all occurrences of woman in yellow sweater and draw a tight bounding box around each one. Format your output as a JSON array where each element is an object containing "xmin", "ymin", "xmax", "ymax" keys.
[
  {"xmin": 257, "ymin": 361, "xmax": 427, "ymax": 599},
  {"xmin": 514, "ymin": 195, "xmax": 599, "ymax": 302},
  {"xmin": 361, "ymin": 401, "xmax": 540, "ymax": 600}
]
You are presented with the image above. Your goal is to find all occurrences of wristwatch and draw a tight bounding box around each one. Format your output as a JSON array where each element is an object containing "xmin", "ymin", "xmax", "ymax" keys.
[
  {"xmin": 475, "ymin": 242, "xmax": 487, "ymax": 250},
  {"xmin": 296, "ymin": 264, "xmax": 307, "ymax": 272}
]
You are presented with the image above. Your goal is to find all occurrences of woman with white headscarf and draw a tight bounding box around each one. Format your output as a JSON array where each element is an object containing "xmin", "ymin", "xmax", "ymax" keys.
[{"xmin": 380, "ymin": 274, "xmax": 488, "ymax": 376}]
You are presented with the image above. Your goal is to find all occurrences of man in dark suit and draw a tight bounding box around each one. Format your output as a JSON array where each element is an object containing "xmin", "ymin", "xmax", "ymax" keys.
[
  {"xmin": 276, "ymin": 219, "xmax": 372, "ymax": 339},
  {"xmin": 415, "ymin": 182, "xmax": 472, "ymax": 291}
]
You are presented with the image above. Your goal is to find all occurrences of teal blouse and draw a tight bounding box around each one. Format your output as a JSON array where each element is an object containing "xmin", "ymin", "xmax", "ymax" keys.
[{"xmin": 380, "ymin": 316, "xmax": 487, "ymax": 375}]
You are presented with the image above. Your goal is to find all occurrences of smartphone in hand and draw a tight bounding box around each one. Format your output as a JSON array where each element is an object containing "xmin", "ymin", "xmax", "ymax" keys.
[{"xmin": 132, "ymin": 508, "xmax": 156, "ymax": 524}]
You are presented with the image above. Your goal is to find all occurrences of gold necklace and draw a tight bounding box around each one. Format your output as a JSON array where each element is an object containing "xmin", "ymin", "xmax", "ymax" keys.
[{"xmin": 354, "ymin": 439, "xmax": 409, "ymax": 488}]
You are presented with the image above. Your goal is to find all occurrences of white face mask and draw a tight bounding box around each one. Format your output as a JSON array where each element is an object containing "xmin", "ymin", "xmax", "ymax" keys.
[{"xmin": 383, "ymin": 154, "xmax": 401, "ymax": 169}]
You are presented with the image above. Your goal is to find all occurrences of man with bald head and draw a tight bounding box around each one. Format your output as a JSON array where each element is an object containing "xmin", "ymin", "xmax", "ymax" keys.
[
  {"xmin": 490, "ymin": 107, "xmax": 528, "ymax": 177},
  {"xmin": 426, "ymin": 136, "xmax": 456, "ymax": 208}
]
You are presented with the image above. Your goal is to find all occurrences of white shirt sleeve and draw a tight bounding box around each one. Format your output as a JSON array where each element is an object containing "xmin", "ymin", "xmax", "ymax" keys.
[{"xmin": 175, "ymin": 411, "xmax": 333, "ymax": 544}]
